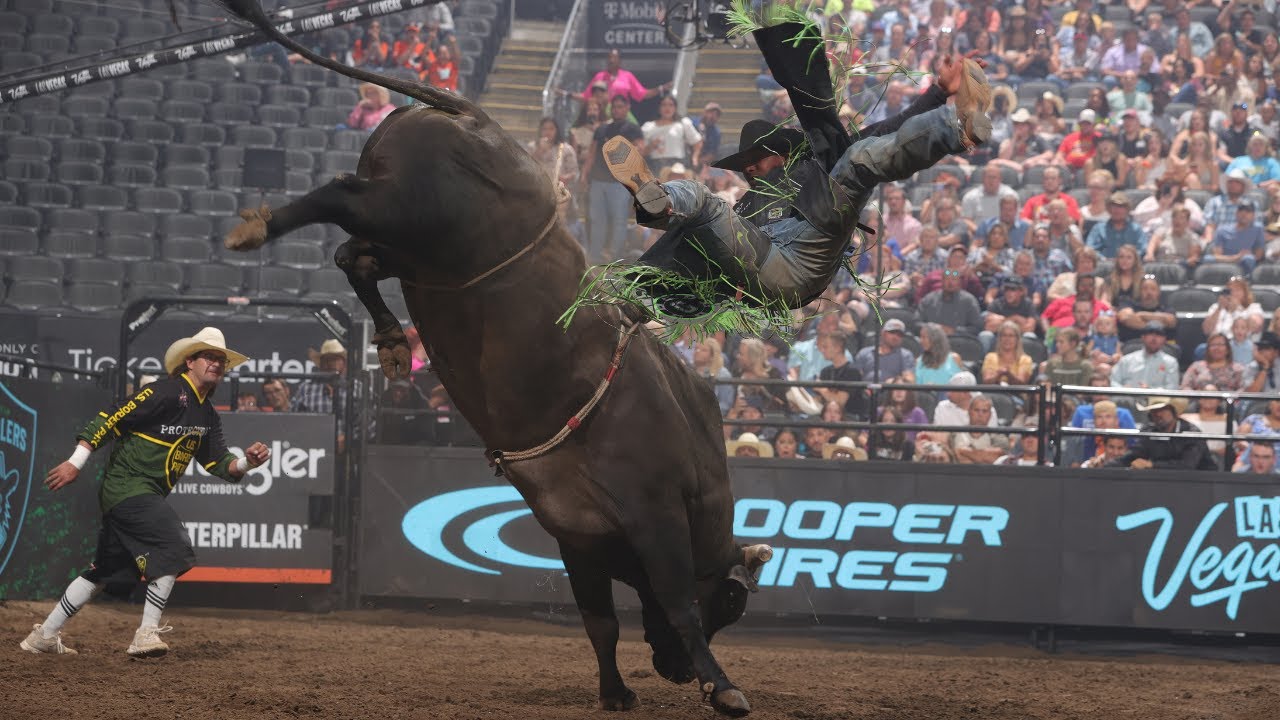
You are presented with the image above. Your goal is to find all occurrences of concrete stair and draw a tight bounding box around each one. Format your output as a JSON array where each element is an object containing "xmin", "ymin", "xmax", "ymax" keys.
[
  {"xmin": 687, "ymin": 43, "xmax": 764, "ymax": 157},
  {"xmin": 479, "ymin": 20, "xmax": 563, "ymax": 144}
]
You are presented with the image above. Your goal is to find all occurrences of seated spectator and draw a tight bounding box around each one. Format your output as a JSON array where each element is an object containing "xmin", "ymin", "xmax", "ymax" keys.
[
  {"xmin": 1135, "ymin": 129, "xmax": 1189, "ymax": 191},
  {"xmin": 823, "ymin": 435, "xmax": 868, "ymax": 461},
  {"xmin": 991, "ymin": 108, "xmax": 1055, "ymax": 175},
  {"xmin": 982, "ymin": 275, "xmax": 1037, "ymax": 351},
  {"xmin": 392, "ymin": 23, "xmax": 429, "ymax": 74},
  {"xmin": 787, "ymin": 313, "xmax": 846, "ymax": 382},
  {"xmin": 772, "ymin": 428, "xmax": 801, "ymax": 459},
  {"xmin": 1111, "ymin": 322, "xmax": 1180, "ymax": 389},
  {"xmin": 1084, "ymin": 135, "xmax": 1131, "ymax": 190},
  {"xmin": 853, "ymin": 318, "xmax": 916, "ymax": 383},
  {"xmin": 1230, "ymin": 315, "xmax": 1256, "ymax": 365},
  {"xmin": 1170, "ymin": 5, "xmax": 1214, "ymax": 58},
  {"xmin": 1145, "ymin": 206, "xmax": 1203, "ymax": 267},
  {"xmin": 1087, "ymin": 310, "xmax": 1122, "ymax": 369},
  {"xmin": 869, "ymin": 407, "xmax": 915, "ymax": 461},
  {"xmin": 1045, "ymin": 199, "xmax": 1084, "ymax": 257},
  {"xmin": 1116, "ymin": 274, "xmax": 1176, "ymax": 343},
  {"xmin": 425, "ymin": 42, "xmax": 459, "ymax": 92},
  {"xmin": 1225, "ymin": 134, "xmax": 1280, "ymax": 193},
  {"xmin": 915, "ymin": 246, "xmax": 986, "ymax": 304},
  {"xmin": 1072, "ymin": 395, "xmax": 1136, "ymax": 465},
  {"xmin": 1081, "ymin": 430, "xmax": 1130, "ymax": 471},
  {"xmin": 1234, "ymin": 440, "xmax": 1278, "ymax": 474},
  {"xmin": 982, "ymin": 321, "xmax": 1035, "ymax": 386},
  {"xmin": 863, "ymin": 242, "xmax": 913, "ymax": 307},
  {"xmin": 1108, "ymin": 397, "xmax": 1216, "ymax": 470},
  {"xmin": 976, "ymin": 194, "xmax": 1031, "ymax": 250},
  {"xmin": 915, "ymin": 323, "xmax": 967, "ymax": 386},
  {"xmin": 1218, "ymin": 101, "xmax": 1258, "ymax": 164},
  {"xmin": 734, "ymin": 338, "xmax": 786, "ymax": 413},
  {"xmin": 1042, "ymin": 272, "xmax": 1110, "ymax": 331},
  {"xmin": 962, "ymin": 165, "xmax": 1018, "ymax": 222},
  {"xmin": 1185, "ymin": 131, "xmax": 1220, "ymax": 192},
  {"xmin": 902, "ymin": 226, "xmax": 948, "ymax": 282},
  {"xmin": 352, "ymin": 20, "xmax": 390, "ymax": 68},
  {"xmin": 692, "ymin": 337, "xmax": 735, "ymax": 415},
  {"xmin": 346, "ymin": 83, "xmax": 396, "ymax": 131},
  {"xmin": 1117, "ymin": 110, "xmax": 1149, "ymax": 160},
  {"xmin": 932, "ymin": 370, "xmax": 998, "ymax": 428},
  {"xmin": 1203, "ymin": 169, "xmax": 1253, "ymax": 246},
  {"xmin": 378, "ymin": 379, "xmax": 430, "ymax": 445},
  {"xmin": 952, "ymin": 396, "xmax": 1009, "ymax": 464},
  {"xmin": 913, "ymin": 436, "xmax": 956, "ymax": 463},
  {"xmin": 1243, "ymin": 332, "xmax": 1280, "ymax": 393},
  {"xmin": 1105, "ymin": 69, "xmax": 1154, "ymax": 123},
  {"xmin": 723, "ymin": 394, "xmax": 769, "ymax": 442},
  {"xmin": 1053, "ymin": 110, "xmax": 1103, "ymax": 174},
  {"xmin": 800, "ymin": 426, "xmax": 833, "ymax": 459},
  {"xmin": 1041, "ymin": 327, "xmax": 1095, "ymax": 386},
  {"xmin": 919, "ymin": 269, "xmax": 982, "ymax": 337},
  {"xmin": 1022, "ymin": 166, "xmax": 1082, "ymax": 224},
  {"xmin": 726, "ymin": 432, "xmax": 773, "ymax": 458},
  {"xmin": 880, "ymin": 381, "xmax": 929, "ymax": 441},
  {"xmin": 996, "ymin": 430, "xmax": 1043, "ymax": 466},
  {"xmin": 928, "ymin": 197, "xmax": 972, "ymax": 249},
  {"xmin": 988, "ymin": 251, "xmax": 1043, "ymax": 309},
  {"xmin": 1203, "ymin": 276, "xmax": 1267, "ymax": 338},
  {"xmin": 260, "ymin": 377, "xmax": 291, "ymax": 412},
  {"xmin": 816, "ymin": 330, "xmax": 866, "ymax": 420},
  {"xmin": 1182, "ymin": 387, "xmax": 1228, "ymax": 462},
  {"xmin": 1079, "ymin": 170, "xmax": 1116, "ymax": 235},
  {"xmin": 1182, "ymin": 334, "xmax": 1245, "ymax": 391},
  {"xmin": 236, "ymin": 393, "xmax": 258, "ymax": 412},
  {"xmin": 1059, "ymin": 23, "xmax": 1102, "ymax": 85},
  {"xmin": 883, "ymin": 184, "xmax": 923, "ymax": 252},
  {"xmin": 1101, "ymin": 243, "xmax": 1143, "ymax": 306},
  {"xmin": 1086, "ymin": 192, "xmax": 1148, "ymax": 259},
  {"xmin": 1046, "ymin": 247, "xmax": 1099, "ymax": 305},
  {"xmin": 1208, "ymin": 200, "xmax": 1265, "ymax": 274}
]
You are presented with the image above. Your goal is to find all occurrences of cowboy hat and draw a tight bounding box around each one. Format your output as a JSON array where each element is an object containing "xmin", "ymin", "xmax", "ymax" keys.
[
  {"xmin": 726, "ymin": 432, "xmax": 774, "ymax": 457},
  {"xmin": 1040, "ymin": 91, "xmax": 1064, "ymax": 115},
  {"xmin": 163, "ymin": 327, "xmax": 249, "ymax": 375},
  {"xmin": 712, "ymin": 119, "xmax": 806, "ymax": 172},
  {"xmin": 1138, "ymin": 396, "xmax": 1188, "ymax": 414},
  {"xmin": 991, "ymin": 84, "xmax": 1017, "ymax": 111},
  {"xmin": 307, "ymin": 338, "xmax": 347, "ymax": 365},
  {"xmin": 1221, "ymin": 167, "xmax": 1254, "ymax": 195},
  {"xmin": 822, "ymin": 435, "xmax": 867, "ymax": 460},
  {"xmin": 659, "ymin": 162, "xmax": 690, "ymax": 181}
]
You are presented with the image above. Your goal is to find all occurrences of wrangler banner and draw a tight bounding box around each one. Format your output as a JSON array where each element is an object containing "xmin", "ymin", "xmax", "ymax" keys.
[{"xmin": 361, "ymin": 447, "xmax": 1280, "ymax": 635}]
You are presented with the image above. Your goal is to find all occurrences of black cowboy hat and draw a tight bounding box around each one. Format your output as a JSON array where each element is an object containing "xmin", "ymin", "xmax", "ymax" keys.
[{"xmin": 712, "ymin": 119, "xmax": 806, "ymax": 172}]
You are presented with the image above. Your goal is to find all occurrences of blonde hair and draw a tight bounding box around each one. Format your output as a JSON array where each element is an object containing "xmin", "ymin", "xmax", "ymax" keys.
[
  {"xmin": 737, "ymin": 338, "xmax": 770, "ymax": 376},
  {"xmin": 1093, "ymin": 400, "xmax": 1118, "ymax": 416},
  {"xmin": 359, "ymin": 83, "xmax": 391, "ymax": 105},
  {"xmin": 699, "ymin": 338, "xmax": 725, "ymax": 376}
]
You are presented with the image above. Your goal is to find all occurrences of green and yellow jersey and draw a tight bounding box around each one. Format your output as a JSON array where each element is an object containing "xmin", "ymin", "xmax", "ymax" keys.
[{"xmin": 77, "ymin": 374, "xmax": 239, "ymax": 512}]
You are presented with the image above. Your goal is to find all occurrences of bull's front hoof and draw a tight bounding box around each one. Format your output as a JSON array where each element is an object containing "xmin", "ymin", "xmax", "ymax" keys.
[
  {"xmin": 224, "ymin": 206, "xmax": 272, "ymax": 250},
  {"xmin": 599, "ymin": 688, "xmax": 639, "ymax": 711},
  {"xmin": 652, "ymin": 648, "xmax": 695, "ymax": 684},
  {"xmin": 710, "ymin": 688, "xmax": 751, "ymax": 717}
]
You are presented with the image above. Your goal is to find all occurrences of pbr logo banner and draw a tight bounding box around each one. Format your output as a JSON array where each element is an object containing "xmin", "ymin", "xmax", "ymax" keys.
[
  {"xmin": 168, "ymin": 412, "xmax": 335, "ymax": 584},
  {"xmin": 0, "ymin": 377, "xmax": 109, "ymax": 600},
  {"xmin": 361, "ymin": 448, "xmax": 1280, "ymax": 635}
]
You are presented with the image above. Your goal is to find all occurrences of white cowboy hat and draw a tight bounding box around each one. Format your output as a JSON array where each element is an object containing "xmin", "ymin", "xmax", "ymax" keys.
[
  {"xmin": 1221, "ymin": 167, "xmax": 1254, "ymax": 195},
  {"xmin": 822, "ymin": 435, "xmax": 866, "ymax": 460},
  {"xmin": 1138, "ymin": 396, "xmax": 1188, "ymax": 414},
  {"xmin": 163, "ymin": 327, "xmax": 249, "ymax": 375},
  {"xmin": 307, "ymin": 338, "xmax": 347, "ymax": 365},
  {"xmin": 726, "ymin": 432, "xmax": 774, "ymax": 458}
]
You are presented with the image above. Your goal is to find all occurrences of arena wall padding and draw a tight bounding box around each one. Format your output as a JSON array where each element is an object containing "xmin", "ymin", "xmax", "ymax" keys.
[{"xmin": 361, "ymin": 447, "xmax": 1280, "ymax": 635}]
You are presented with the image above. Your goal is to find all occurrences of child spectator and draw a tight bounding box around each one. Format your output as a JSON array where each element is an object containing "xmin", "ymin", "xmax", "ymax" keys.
[
  {"xmin": 1087, "ymin": 310, "xmax": 1121, "ymax": 367},
  {"xmin": 346, "ymin": 83, "xmax": 396, "ymax": 131},
  {"xmin": 425, "ymin": 43, "xmax": 459, "ymax": 92}
]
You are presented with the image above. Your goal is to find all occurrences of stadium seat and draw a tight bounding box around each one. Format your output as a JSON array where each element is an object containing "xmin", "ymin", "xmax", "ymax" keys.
[
  {"xmin": 3, "ymin": 280, "xmax": 63, "ymax": 311},
  {"xmin": 285, "ymin": 171, "xmax": 312, "ymax": 195},
  {"xmin": 78, "ymin": 185, "xmax": 128, "ymax": 212},
  {"xmin": 113, "ymin": 97, "xmax": 158, "ymax": 121},
  {"xmin": 26, "ymin": 33, "xmax": 69, "ymax": 57},
  {"xmin": 1017, "ymin": 81, "xmax": 1059, "ymax": 102},
  {"xmin": 66, "ymin": 282, "xmax": 123, "ymax": 313},
  {"xmin": 5, "ymin": 158, "xmax": 51, "ymax": 181},
  {"xmin": 127, "ymin": 119, "xmax": 176, "ymax": 144},
  {"xmin": 289, "ymin": 63, "xmax": 329, "ymax": 88},
  {"xmin": 949, "ymin": 333, "xmax": 985, "ymax": 370},
  {"xmin": 67, "ymin": 257, "xmax": 126, "ymax": 286},
  {"xmin": 6, "ymin": 136, "xmax": 53, "ymax": 159},
  {"xmin": 6, "ymin": 255, "xmax": 63, "ymax": 284},
  {"xmin": 179, "ymin": 123, "xmax": 227, "ymax": 148},
  {"xmin": 1144, "ymin": 262, "xmax": 1187, "ymax": 287},
  {"xmin": 189, "ymin": 189, "xmax": 238, "ymax": 217},
  {"xmin": 162, "ymin": 235, "xmax": 216, "ymax": 265},
  {"xmin": 0, "ymin": 12, "xmax": 27, "ymax": 34},
  {"xmin": 135, "ymin": 187, "xmax": 185, "ymax": 214},
  {"xmin": 285, "ymin": 149, "xmax": 315, "ymax": 172},
  {"xmin": 163, "ymin": 143, "xmax": 210, "ymax": 168},
  {"xmin": 272, "ymin": 241, "xmax": 327, "ymax": 270},
  {"xmin": 267, "ymin": 85, "xmax": 310, "ymax": 107},
  {"xmin": 167, "ymin": 79, "xmax": 215, "ymax": 104},
  {"xmin": 1253, "ymin": 265, "xmax": 1280, "ymax": 286},
  {"xmin": 240, "ymin": 61, "xmax": 284, "ymax": 84},
  {"xmin": 213, "ymin": 169, "xmax": 243, "ymax": 190},
  {"xmin": 79, "ymin": 116, "xmax": 124, "ymax": 141},
  {"xmin": 25, "ymin": 182, "xmax": 73, "ymax": 209},
  {"xmin": 58, "ymin": 138, "xmax": 107, "ymax": 163},
  {"xmin": 231, "ymin": 126, "xmax": 277, "ymax": 148},
  {"xmin": 121, "ymin": 17, "xmax": 166, "ymax": 38},
  {"xmin": 0, "ymin": 206, "xmax": 42, "ymax": 231},
  {"xmin": 1168, "ymin": 286, "xmax": 1218, "ymax": 312},
  {"xmin": 120, "ymin": 77, "xmax": 165, "ymax": 101},
  {"xmin": 27, "ymin": 113, "xmax": 75, "ymax": 138},
  {"xmin": 186, "ymin": 263, "xmax": 245, "ymax": 293},
  {"xmin": 46, "ymin": 208, "xmax": 99, "ymax": 235},
  {"xmin": 1065, "ymin": 82, "xmax": 1103, "ymax": 101},
  {"xmin": 160, "ymin": 213, "xmax": 213, "ymax": 240},
  {"xmin": 0, "ymin": 181, "xmax": 16, "ymax": 205},
  {"xmin": 55, "ymin": 161, "xmax": 104, "ymax": 186},
  {"xmin": 321, "ymin": 151, "xmax": 360, "ymax": 176},
  {"xmin": 283, "ymin": 127, "xmax": 329, "ymax": 153},
  {"xmin": 304, "ymin": 106, "xmax": 349, "ymax": 128},
  {"xmin": 1, "ymin": 51, "xmax": 41, "ymax": 72},
  {"xmin": 312, "ymin": 87, "xmax": 359, "ymax": 109},
  {"xmin": 73, "ymin": 35, "xmax": 118, "ymax": 55},
  {"xmin": 246, "ymin": 265, "xmax": 304, "ymax": 295},
  {"xmin": 16, "ymin": 93, "xmax": 59, "ymax": 116},
  {"xmin": 0, "ymin": 228, "xmax": 39, "ymax": 257},
  {"xmin": 306, "ymin": 268, "xmax": 351, "ymax": 295},
  {"xmin": 44, "ymin": 231, "xmax": 99, "ymax": 259},
  {"xmin": 78, "ymin": 16, "xmax": 121, "ymax": 37},
  {"xmin": 107, "ymin": 164, "xmax": 158, "ymax": 188},
  {"xmin": 218, "ymin": 82, "xmax": 263, "ymax": 105},
  {"xmin": 0, "ymin": 113, "xmax": 24, "ymax": 133},
  {"xmin": 126, "ymin": 260, "xmax": 183, "ymax": 290},
  {"xmin": 209, "ymin": 104, "xmax": 254, "ymax": 126},
  {"xmin": 1255, "ymin": 288, "xmax": 1280, "ymax": 312},
  {"xmin": 161, "ymin": 100, "xmax": 207, "ymax": 124},
  {"xmin": 257, "ymin": 104, "xmax": 301, "ymax": 128},
  {"xmin": 102, "ymin": 234, "xmax": 156, "ymax": 262},
  {"xmin": 103, "ymin": 210, "xmax": 157, "ymax": 236},
  {"xmin": 61, "ymin": 96, "xmax": 109, "ymax": 119},
  {"xmin": 330, "ymin": 130, "xmax": 368, "ymax": 153},
  {"xmin": 1193, "ymin": 263, "xmax": 1244, "ymax": 286}
]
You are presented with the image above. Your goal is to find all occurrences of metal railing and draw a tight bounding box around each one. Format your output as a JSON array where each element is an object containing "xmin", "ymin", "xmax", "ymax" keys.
[
  {"xmin": 0, "ymin": 353, "xmax": 109, "ymax": 386},
  {"xmin": 541, "ymin": 0, "xmax": 590, "ymax": 133}
]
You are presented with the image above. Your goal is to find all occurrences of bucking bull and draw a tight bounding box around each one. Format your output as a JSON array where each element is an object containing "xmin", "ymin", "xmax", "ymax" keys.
[{"xmin": 213, "ymin": 0, "xmax": 771, "ymax": 714}]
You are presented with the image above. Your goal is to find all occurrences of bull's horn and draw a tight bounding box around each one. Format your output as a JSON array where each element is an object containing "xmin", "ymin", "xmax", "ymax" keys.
[{"xmin": 744, "ymin": 544, "xmax": 773, "ymax": 568}]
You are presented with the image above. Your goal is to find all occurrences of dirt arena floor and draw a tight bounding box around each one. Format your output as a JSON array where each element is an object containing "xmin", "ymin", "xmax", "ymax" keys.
[{"xmin": 2, "ymin": 599, "xmax": 1277, "ymax": 720}]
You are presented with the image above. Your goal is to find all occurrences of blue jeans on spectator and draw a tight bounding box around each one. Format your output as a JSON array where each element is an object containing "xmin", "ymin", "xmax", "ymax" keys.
[
  {"xmin": 654, "ymin": 105, "xmax": 971, "ymax": 305},
  {"xmin": 588, "ymin": 180, "xmax": 633, "ymax": 263}
]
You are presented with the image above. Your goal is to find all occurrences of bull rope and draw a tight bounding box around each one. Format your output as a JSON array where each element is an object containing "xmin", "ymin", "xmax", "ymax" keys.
[
  {"xmin": 407, "ymin": 210, "xmax": 559, "ymax": 291},
  {"xmin": 486, "ymin": 319, "xmax": 639, "ymax": 476}
]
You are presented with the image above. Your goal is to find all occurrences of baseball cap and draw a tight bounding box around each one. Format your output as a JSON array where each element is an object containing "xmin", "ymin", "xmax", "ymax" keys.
[
  {"xmin": 1257, "ymin": 332, "xmax": 1280, "ymax": 350},
  {"xmin": 1078, "ymin": 109, "xmax": 1097, "ymax": 123},
  {"xmin": 883, "ymin": 318, "xmax": 907, "ymax": 333},
  {"xmin": 1123, "ymin": 108, "xmax": 1139, "ymax": 119},
  {"xmin": 1002, "ymin": 275, "xmax": 1027, "ymax": 289},
  {"xmin": 1010, "ymin": 108, "xmax": 1033, "ymax": 123},
  {"xmin": 870, "ymin": 20, "xmax": 885, "ymax": 31},
  {"xmin": 1238, "ymin": 199, "xmax": 1257, "ymax": 211},
  {"xmin": 1141, "ymin": 320, "xmax": 1168, "ymax": 336},
  {"xmin": 1107, "ymin": 190, "xmax": 1132, "ymax": 207},
  {"xmin": 703, "ymin": 101, "xmax": 722, "ymax": 112},
  {"xmin": 1233, "ymin": 101, "xmax": 1249, "ymax": 110},
  {"xmin": 591, "ymin": 79, "xmax": 608, "ymax": 91},
  {"xmin": 950, "ymin": 370, "xmax": 977, "ymax": 386}
]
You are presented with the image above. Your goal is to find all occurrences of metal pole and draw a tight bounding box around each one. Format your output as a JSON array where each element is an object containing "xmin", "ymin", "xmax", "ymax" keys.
[
  {"xmin": 1053, "ymin": 386, "xmax": 1064, "ymax": 467},
  {"xmin": 1224, "ymin": 396, "xmax": 1236, "ymax": 471},
  {"xmin": 866, "ymin": 384, "xmax": 879, "ymax": 459},
  {"xmin": 1036, "ymin": 384, "xmax": 1047, "ymax": 465}
]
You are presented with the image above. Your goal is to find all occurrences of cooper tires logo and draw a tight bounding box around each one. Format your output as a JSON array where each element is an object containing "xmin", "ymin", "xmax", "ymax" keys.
[
  {"xmin": 0, "ymin": 381, "xmax": 37, "ymax": 579},
  {"xmin": 402, "ymin": 486, "xmax": 563, "ymax": 575}
]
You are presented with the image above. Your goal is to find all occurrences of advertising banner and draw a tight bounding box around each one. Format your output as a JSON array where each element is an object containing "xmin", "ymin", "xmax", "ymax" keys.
[
  {"xmin": 0, "ymin": 377, "xmax": 110, "ymax": 600},
  {"xmin": 588, "ymin": 0, "xmax": 671, "ymax": 50},
  {"xmin": 360, "ymin": 448, "xmax": 1280, "ymax": 635},
  {"xmin": 168, "ymin": 412, "xmax": 335, "ymax": 584}
]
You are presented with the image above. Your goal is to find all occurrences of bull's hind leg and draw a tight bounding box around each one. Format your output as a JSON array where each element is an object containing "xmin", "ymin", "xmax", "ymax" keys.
[
  {"xmin": 630, "ymin": 524, "xmax": 750, "ymax": 716},
  {"xmin": 561, "ymin": 547, "xmax": 638, "ymax": 712},
  {"xmin": 224, "ymin": 174, "xmax": 377, "ymax": 250}
]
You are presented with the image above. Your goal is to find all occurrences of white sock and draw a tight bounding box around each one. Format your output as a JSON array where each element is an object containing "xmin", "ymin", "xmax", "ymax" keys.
[
  {"xmin": 141, "ymin": 575, "xmax": 176, "ymax": 628},
  {"xmin": 42, "ymin": 577, "xmax": 103, "ymax": 638}
]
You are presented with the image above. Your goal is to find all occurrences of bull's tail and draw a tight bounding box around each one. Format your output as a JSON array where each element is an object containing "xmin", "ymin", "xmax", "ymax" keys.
[{"xmin": 208, "ymin": 0, "xmax": 482, "ymax": 117}]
